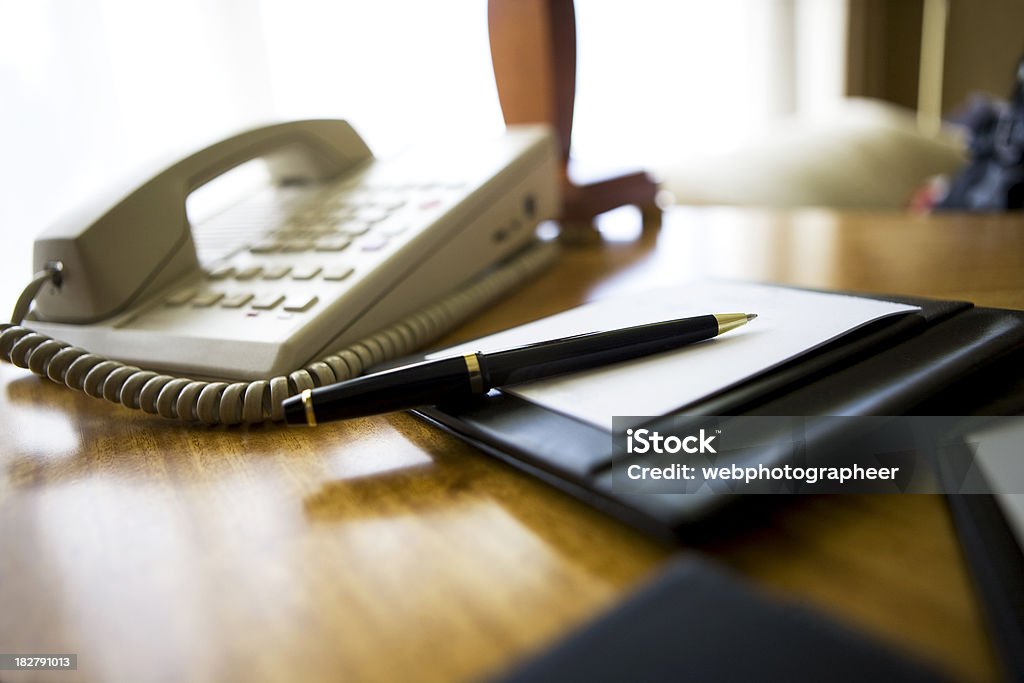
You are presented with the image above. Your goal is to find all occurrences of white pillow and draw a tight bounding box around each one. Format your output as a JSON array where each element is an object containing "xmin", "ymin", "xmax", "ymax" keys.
[{"xmin": 657, "ymin": 98, "xmax": 966, "ymax": 209}]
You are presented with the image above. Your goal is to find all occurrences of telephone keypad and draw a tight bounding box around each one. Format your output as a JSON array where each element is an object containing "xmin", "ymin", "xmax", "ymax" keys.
[
  {"xmin": 231, "ymin": 181, "xmax": 457, "ymax": 265},
  {"xmin": 182, "ymin": 173, "xmax": 467, "ymax": 345}
]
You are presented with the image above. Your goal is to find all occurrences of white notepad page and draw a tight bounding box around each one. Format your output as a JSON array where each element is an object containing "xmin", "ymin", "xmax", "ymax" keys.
[{"xmin": 433, "ymin": 281, "xmax": 920, "ymax": 431}]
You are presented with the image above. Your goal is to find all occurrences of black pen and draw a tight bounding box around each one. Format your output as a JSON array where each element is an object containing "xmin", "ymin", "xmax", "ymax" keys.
[{"xmin": 283, "ymin": 313, "xmax": 757, "ymax": 426}]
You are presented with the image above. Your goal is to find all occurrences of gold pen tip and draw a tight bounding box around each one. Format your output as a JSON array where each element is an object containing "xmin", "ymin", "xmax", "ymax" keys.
[{"xmin": 746, "ymin": 313, "xmax": 757, "ymax": 321}]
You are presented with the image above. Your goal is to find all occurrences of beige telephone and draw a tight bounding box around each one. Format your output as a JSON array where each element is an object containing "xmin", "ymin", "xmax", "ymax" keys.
[{"xmin": 3, "ymin": 119, "xmax": 560, "ymax": 423}]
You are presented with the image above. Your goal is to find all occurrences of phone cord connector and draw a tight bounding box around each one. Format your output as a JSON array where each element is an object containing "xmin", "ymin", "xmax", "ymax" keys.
[
  {"xmin": 0, "ymin": 242, "xmax": 558, "ymax": 425},
  {"xmin": 10, "ymin": 260, "xmax": 64, "ymax": 326}
]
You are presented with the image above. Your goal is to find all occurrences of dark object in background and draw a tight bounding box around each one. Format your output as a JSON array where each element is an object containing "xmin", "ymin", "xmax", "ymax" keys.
[
  {"xmin": 938, "ymin": 56, "xmax": 1024, "ymax": 211},
  {"xmin": 492, "ymin": 557, "xmax": 949, "ymax": 683}
]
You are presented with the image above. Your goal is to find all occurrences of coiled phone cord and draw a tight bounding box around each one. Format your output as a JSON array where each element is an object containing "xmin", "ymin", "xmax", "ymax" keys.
[{"xmin": 0, "ymin": 241, "xmax": 558, "ymax": 425}]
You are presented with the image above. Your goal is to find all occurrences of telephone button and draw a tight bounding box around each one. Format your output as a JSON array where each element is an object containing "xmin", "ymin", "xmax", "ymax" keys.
[
  {"xmin": 360, "ymin": 236, "xmax": 389, "ymax": 252},
  {"xmin": 207, "ymin": 265, "xmax": 235, "ymax": 280},
  {"xmin": 292, "ymin": 209, "xmax": 322, "ymax": 226},
  {"xmin": 249, "ymin": 239, "xmax": 281, "ymax": 254},
  {"xmin": 376, "ymin": 198, "xmax": 406, "ymax": 212},
  {"xmin": 305, "ymin": 222, "xmax": 335, "ymax": 234},
  {"xmin": 379, "ymin": 222, "xmax": 410, "ymax": 237},
  {"xmin": 355, "ymin": 208, "xmax": 390, "ymax": 224},
  {"xmin": 290, "ymin": 265, "xmax": 322, "ymax": 280},
  {"xmin": 314, "ymin": 235, "xmax": 352, "ymax": 252},
  {"xmin": 220, "ymin": 293, "xmax": 254, "ymax": 308},
  {"xmin": 261, "ymin": 265, "xmax": 291, "ymax": 280},
  {"xmin": 251, "ymin": 294, "xmax": 284, "ymax": 310},
  {"xmin": 322, "ymin": 265, "xmax": 354, "ymax": 281},
  {"xmin": 234, "ymin": 265, "xmax": 262, "ymax": 280},
  {"xmin": 330, "ymin": 205, "xmax": 358, "ymax": 219},
  {"xmin": 283, "ymin": 295, "xmax": 319, "ymax": 313},
  {"xmin": 191, "ymin": 291, "xmax": 225, "ymax": 307},
  {"xmin": 165, "ymin": 288, "xmax": 197, "ymax": 306},
  {"xmin": 336, "ymin": 220, "xmax": 371, "ymax": 236},
  {"xmin": 280, "ymin": 238, "xmax": 314, "ymax": 252}
]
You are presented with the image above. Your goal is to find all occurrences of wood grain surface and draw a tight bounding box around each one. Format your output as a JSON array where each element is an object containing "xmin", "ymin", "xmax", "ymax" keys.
[{"xmin": 2, "ymin": 208, "xmax": 1022, "ymax": 683}]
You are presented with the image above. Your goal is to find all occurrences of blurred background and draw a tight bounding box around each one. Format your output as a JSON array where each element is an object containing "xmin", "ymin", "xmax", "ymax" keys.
[{"xmin": 1, "ymin": 0, "xmax": 1022, "ymax": 284}]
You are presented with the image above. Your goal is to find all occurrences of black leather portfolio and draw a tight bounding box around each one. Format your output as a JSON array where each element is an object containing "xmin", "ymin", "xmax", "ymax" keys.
[
  {"xmin": 935, "ymin": 440, "xmax": 1024, "ymax": 681},
  {"xmin": 416, "ymin": 289, "xmax": 1024, "ymax": 538},
  {"xmin": 492, "ymin": 556, "xmax": 950, "ymax": 683}
]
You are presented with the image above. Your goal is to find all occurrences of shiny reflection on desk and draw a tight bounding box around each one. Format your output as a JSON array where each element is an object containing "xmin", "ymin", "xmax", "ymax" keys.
[{"xmin": 3, "ymin": 207, "xmax": 1022, "ymax": 683}]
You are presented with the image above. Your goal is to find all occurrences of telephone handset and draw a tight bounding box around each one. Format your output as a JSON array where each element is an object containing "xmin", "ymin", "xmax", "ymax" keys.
[
  {"xmin": 32, "ymin": 120, "xmax": 373, "ymax": 324},
  {"xmin": 4, "ymin": 119, "xmax": 560, "ymax": 423}
]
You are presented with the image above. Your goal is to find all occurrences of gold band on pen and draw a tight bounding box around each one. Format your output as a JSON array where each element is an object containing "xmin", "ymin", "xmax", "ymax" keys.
[
  {"xmin": 300, "ymin": 388, "xmax": 317, "ymax": 426},
  {"xmin": 463, "ymin": 353, "xmax": 485, "ymax": 393}
]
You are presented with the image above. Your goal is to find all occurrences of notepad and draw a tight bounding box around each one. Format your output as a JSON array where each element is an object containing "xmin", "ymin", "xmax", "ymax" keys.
[{"xmin": 433, "ymin": 281, "xmax": 919, "ymax": 431}]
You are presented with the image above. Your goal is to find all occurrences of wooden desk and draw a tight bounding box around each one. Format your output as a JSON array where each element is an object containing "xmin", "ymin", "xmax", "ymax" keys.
[{"xmin": 2, "ymin": 208, "xmax": 1022, "ymax": 683}]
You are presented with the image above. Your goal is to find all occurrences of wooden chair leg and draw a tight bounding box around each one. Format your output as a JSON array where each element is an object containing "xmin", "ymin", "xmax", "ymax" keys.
[{"xmin": 488, "ymin": 0, "xmax": 661, "ymax": 242}]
